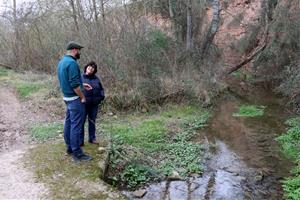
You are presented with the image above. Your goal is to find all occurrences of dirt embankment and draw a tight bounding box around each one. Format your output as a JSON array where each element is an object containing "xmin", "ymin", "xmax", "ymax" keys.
[
  {"xmin": 0, "ymin": 86, "xmax": 48, "ymax": 199},
  {"xmin": 213, "ymin": 0, "xmax": 264, "ymax": 68}
]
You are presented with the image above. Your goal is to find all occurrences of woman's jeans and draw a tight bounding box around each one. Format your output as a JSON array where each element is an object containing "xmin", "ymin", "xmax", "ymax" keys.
[
  {"xmin": 64, "ymin": 98, "xmax": 85, "ymax": 156},
  {"xmin": 80, "ymin": 104, "xmax": 99, "ymax": 144}
]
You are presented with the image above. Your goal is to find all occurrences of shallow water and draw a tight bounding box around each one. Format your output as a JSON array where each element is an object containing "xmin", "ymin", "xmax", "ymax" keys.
[{"xmin": 124, "ymin": 91, "xmax": 293, "ymax": 200}]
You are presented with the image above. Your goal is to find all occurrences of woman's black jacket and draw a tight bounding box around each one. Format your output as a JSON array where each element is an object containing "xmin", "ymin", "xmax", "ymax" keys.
[{"xmin": 81, "ymin": 74, "xmax": 105, "ymax": 105}]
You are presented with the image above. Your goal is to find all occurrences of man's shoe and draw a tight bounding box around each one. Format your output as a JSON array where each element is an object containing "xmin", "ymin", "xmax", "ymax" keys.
[
  {"xmin": 89, "ymin": 140, "xmax": 99, "ymax": 145},
  {"xmin": 66, "ymin": 149, "xmax": 73, "ymax": 156},
  {"xmin": 72, "ymin": 154, "xmax": 93, "ymax": 162},
  {"xmin": 79, "ymin": 154, "xmax": 93, "ymax": 161},
  {"xmin": 72, "ymin": 155, "xmax": 81, "ymax": 163}
]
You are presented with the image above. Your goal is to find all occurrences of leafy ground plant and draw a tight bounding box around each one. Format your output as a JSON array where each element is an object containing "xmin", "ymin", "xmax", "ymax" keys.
[
  {"xmin": 101, "ymin": 105, "xmax": 210, "ymax": 189},
  {"xmin": 233, "ymin": 105, "xmax": 265, "ymax": 117},
  {"xmin": 277, "ymin": 117, "xmax": 300, "ymax": 200}
]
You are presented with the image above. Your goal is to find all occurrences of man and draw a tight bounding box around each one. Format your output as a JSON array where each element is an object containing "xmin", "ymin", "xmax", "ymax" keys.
[{"xmin": 57, "ymin": 41, "xmax": 92, "ymax": 162}]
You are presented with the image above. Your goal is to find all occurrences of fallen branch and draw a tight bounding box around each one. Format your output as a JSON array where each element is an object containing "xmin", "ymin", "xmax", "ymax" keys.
[
  {"xmin": 0, "ymin": 63, "xmax": 13, "ymax": 69},
  {"xmin": 226, "ymin": 41, "xmax": 267, "ymax": 74},
  {"xmin": 226, "ymin": 2, "xmax": 271, "ymax": 75}
]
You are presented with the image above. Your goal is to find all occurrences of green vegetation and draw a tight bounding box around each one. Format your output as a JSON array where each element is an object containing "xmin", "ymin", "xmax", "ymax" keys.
[
  {"xmin": 120, "ymin": 164, "xmax": 153, "ymax": 189},
  {"xmin": 0, "ymin": 66, "xmax": 52, "ymax": 100},
  {"xmin": 15, "ymin": 82, "xmax": 46, "ymax": 100},
  {"xmin": 0, "ymin": 66, "xmax": 8, "ymax": 77},
  {"xmin": 25, "ymin": 142, "xmax": 125, "ymax": 200},
  {"xmin": 232, "ymin": 70, "xmax": 254, "ymax": 82},
  {"xmin": 30, "ymin": 122, "xmax": 63, "ymax": 141},
  {"xmin": 233, "ymin": 105, "xmax": 265, "ymax": 117},
  {"xmin": 101, "ymin": 105, "xmax": 209, "ymax": 189},
  {"xmin": 277, "ymin": 117, "xmax": 300, "ymax": 200}
]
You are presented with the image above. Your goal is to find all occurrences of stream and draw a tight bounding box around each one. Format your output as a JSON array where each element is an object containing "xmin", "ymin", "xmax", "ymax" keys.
[{"xmin": 124, "ymin": 90, "xmax": 293, "ymax": 200}]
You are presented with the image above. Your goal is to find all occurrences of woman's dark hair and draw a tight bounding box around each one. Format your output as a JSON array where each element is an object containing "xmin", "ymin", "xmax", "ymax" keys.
[{"xmin": 84, "ymin": 61, "xmax": 97, "ymax": 75}]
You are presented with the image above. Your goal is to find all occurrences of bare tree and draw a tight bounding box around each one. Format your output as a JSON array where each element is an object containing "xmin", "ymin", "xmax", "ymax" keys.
[
  {"xmin": 67, "ymin": 0, "xmax": 79, "ymax": 33},
  {"xmin": 92, "ymin": 0, "xmax": 98, "ymax": 21}
]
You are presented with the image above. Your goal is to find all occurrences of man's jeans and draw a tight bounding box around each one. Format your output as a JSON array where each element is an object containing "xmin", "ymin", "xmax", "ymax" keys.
[
  {"xmin": 64, "ymin": 98, "xmax": 85, "ymax": 156},
  {"xmin": 80, "ymin": 104, "xmax": 98, "ymax": 144}
]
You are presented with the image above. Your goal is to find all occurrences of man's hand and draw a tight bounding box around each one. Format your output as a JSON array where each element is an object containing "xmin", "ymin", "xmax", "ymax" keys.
[
  {"xmin": 73, "ymin": 86, "xmax": 86, "ymax": 103},
  {"xmin": 292, "ymin": 92, "xmax": 300, "ymax": 99},
  {"xmin": 83, "ymin": 83, "xmax": 93, "ymax": 90}
]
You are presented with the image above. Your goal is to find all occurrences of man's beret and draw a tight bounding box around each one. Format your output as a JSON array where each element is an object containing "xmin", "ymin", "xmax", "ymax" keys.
[{"xmin": 66, "ymin": 41, "xmax": 84, "ymax": 50}]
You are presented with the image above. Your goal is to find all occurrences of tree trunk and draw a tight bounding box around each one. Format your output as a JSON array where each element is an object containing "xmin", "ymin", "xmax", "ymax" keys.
[
  {"xmin": 186, "ymin": 0, "xmax": 193, "ymax": 50},
  {"xmin": 168, "ymin": 0, "xmax": 181, "ymax": 43},
  {"xmin": 100, "ymin": 0, "xmax": 106, "ymax": 23},
  {"xmin": 12, "ymin": 0, "xmax": 20, "ymax": 67},
  {"xmin": 168, "ymin": 0, "xmax": 174, "ymax": 18},
  {"xmin": 76, "ymin": 0, "xmax": 84, "ymax": 19},
  {"xmin": 92, "ymin": 0, "xmax": 98, "ymax": 21},
  {"xmin": 201, "ymin": 0, "xmax": 220, "ymax": 56},
  {"xmin": 67, "ymin": 0, "xmax": 79, "ymax": 33}
]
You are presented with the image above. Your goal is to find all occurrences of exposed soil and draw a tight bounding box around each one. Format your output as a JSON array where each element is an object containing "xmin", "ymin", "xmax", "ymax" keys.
[{"xmin": 0, "ymin": 86, "xmax": 49, "ymax": 199}]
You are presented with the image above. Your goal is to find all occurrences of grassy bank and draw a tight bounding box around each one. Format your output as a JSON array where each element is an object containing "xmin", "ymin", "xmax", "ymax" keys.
[
  {"xmin": 100, "ymin": 105, "xmax": 210, "ymax": 189},
  {"xmin": 277, "ymin": 117, "xmax": 300, "ymax": 200}
]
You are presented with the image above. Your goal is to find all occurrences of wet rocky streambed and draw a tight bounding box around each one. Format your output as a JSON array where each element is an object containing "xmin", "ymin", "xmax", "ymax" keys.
[{"xmin": 123, "ymin": 91, "xmax": 293, "ymax": 200}]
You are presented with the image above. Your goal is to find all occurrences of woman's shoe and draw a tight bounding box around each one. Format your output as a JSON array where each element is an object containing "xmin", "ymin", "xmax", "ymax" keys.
[{"xmin": 89, "ymin": 140, "xmax": 99, "ymax": 145}]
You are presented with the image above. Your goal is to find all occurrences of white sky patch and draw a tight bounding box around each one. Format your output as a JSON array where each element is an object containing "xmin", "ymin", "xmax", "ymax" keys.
[{"xmin": 0, "ymin": 0, "xmax": 34, "ymax": 11}]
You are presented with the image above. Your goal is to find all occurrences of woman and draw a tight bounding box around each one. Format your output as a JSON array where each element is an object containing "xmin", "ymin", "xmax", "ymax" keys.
[{"xmin": 80, "ymin": 61, "xmax": 105, "ymax": 145}]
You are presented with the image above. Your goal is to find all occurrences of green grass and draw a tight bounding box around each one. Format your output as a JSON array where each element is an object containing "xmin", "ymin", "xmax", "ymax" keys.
[
  {"xmin": 103, "ymin": 119, "xmax": 166, "ymax": 146},
  {"xmin": 0, "ymin": 66, "xmax": 8, "ymax": 77},
  {"xmin": 15, "ymin": 82, "xmax": 46, "ymax": 100},
  {"xmin": 233, "ymin": 105, "xmax": 265, "ymax": 117},
  {"xmin": 30, "ymin": 122, "xmax": 63, "ymax": 141},
  {"xmin": 0, "ymin": 66, "xmax": 51, "ymax": 100},
  {"xmin": 101, "ymin": 105, "xmax": 210, "ymax": 189},
  {"xmin": 25, "ymin": 142, "xmax": 125, "ymax": 200},
  {"xmin": 277, "ymin": 117, "xmax": 300, "ymax": 200},
  {"xmin": 232, "ymin": 70, "xmax": 254, "ymax": 82}
]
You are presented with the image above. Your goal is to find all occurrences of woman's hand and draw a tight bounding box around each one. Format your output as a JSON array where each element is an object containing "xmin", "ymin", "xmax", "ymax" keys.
[{"xmin": 83, "ymin": 83, "xmax": 93, "ymax": 90}]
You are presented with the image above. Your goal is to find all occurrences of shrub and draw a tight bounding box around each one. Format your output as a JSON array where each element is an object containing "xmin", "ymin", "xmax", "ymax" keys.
[{"xmin": 277, "ymin": 116, "xmax": 300, "ymax": 200}]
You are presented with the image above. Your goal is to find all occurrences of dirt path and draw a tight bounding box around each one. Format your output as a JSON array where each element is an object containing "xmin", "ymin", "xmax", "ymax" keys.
[{"xmin": 0, "ymin": 86, "xmax": 48, "ymax": 199}]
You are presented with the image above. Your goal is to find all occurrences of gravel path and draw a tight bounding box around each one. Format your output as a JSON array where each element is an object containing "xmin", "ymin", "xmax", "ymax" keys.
[{"xmin": 0, "ymin": 86, "xmax": 48, "ymax": 199}]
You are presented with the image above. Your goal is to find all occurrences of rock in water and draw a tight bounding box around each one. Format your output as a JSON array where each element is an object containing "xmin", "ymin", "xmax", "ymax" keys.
[{"xmin": 132, "ymin": 189, "xmax": 147, "ymax": 198}]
